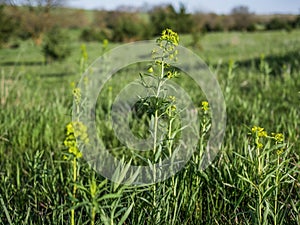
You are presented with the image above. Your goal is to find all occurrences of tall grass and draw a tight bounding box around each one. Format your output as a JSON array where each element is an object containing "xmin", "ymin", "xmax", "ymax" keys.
[{"xmin": 0, "ymin": 30, "xmax": 299, "ymax": 224}]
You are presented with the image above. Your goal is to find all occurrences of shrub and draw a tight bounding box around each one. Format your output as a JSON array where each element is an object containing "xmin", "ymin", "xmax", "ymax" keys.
[
  {"xmin": 0, "ymin": 5, "xmax": 19, "ymax": 47},
  {"xmin": 109, "ymin": 12, "xmax": 151, "ymax": 42},
  {"xmin": 150, "ymin": 4, "xmax": 193, "ymax": 35},
  {"xmin": 293, "ymin": 15, "xmax": 300, "ymax": 28},
  {"xmin": 266, "ymin": 18, "xmax": 292, "ymax": 31},
  {"xmin": 80, "ymin": 28, "xmax": 110, "ymax": 42},
  {"xmin": 16, "ymin": 7, "xmax": 55, "ymax": 45},
  {"xmin": 230, "ymin": 5, "xmax": 255, "ymax": 31},
  {"xmin": 42, "ymin": 27, "xmax": 71, "ymax": 63}
]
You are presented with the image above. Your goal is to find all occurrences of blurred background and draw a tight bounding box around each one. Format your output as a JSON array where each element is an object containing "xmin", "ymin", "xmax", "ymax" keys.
[
  {"xmin": 0, "ymin": 1, "xmax": 300, "ymax": 224},
  {"xmin": 0, "ymin": 0, "xmax": 299, "ymax": 47}
]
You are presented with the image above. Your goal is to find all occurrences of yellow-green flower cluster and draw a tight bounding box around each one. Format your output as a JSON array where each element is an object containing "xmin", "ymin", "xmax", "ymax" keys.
[
  {"xmin": 201, "ymin": 101, "xmax": 209, "ymax": 112},
  {"xmin": 251, "ymin": 126, "xmax": 267, "ymax": 149},
  {"xmin": 64, "ymin": 121, "xmax": 89, "ymax": 159},
  {"xmin": 167, "ymin": 96, "xmax": 177, "ymax": 113},
  {"xmin": 168, "ymin": 95, "xmax": 176, "ymax": 102},
  {"xmin": 251, "ymin": 126, "xmax": 267, "ymax": 137},
  {"xmin": 276, "ymin": 148, "xmax": 284, "ymax": 156},
  {"xmin": 147, "ymin": 66, "xmax": 154, "ymax": 73},
  {"xmin": 272, "ymin": 132, "xmax": 285, "ymax": 155},
  {"xmin": 250, "ymin": 126, "xmax": 285, "ymax": 153},
  {"xmin": 155, "ymin": 29, "xmax": 179, "ymax": 62},
  {"xmin": 148, "ymin": 29, "xmax": 180, "ymax": 81},
  {"xmin": 166, "ymin": 70, "xmax": 179, "ymax": 79},
  {"xmin": 70, "ymin": 81, "xmax": 76, "ymax": 89},
  {"xmin": 102, "ymin": 39, "xmax": 109, "ymax": 51},
  {"xmin": 171, "ymin": 105, "xmax": 177, "ymax": 111},
  {"xmin": 81, "ymin": 44, "xmax": 88, "ymax": 61},
  {"xmin": 73, "ymin": 88, "xmax": 81, "ymax": 106},
  {"xmin": 272, "ymin": 132, "xmax": 284, "ymax": 143},
  {"xmin": 157, "ymin": 28, "xmax": 179, "ymax": 46},
  {"xmin": 72, "ymin": 122, "xmax": 89, "ymax": 144},
  {"xmin": 80, "ymin": 44, "xmax": 88, "ymax": 76}
]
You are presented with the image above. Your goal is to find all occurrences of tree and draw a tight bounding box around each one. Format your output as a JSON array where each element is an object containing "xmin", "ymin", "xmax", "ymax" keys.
[
  {"xmin": 2, "ymin": 0, "xmax": 64, "ymax": 12},
  {"xmin": 266, "ymin": 17, "xmax": 292, "ymax": 31},
  {"xmin": 231, "ymin": 5, "xmax": 255, "ymax": 31},
  {"xmin": 3, "ymin": 0, "xmax": 65, "ymax": 45},
  {"xmin": 150, "ymin": 3, "xmax": 193, "ymax": 35},
  {"xmin": 109, "ymin": 12, "xmax": 151, "ymax": 42},
  {"xmin": 176, "ymin": 3, "xmax": 194, "ymax": 33},
  {"xmin": 42, "ymin": 26, "xmax": 71, "ymax": 63},
  {"xmin": 150, "ymin": 4, "xmax": 178, "ymax": 35},
  {"xmin": 292, "ymin": 14, "xmax": 300, "ymax": 28},
  {"xmin": 231, "ymin": 5, "xmax": 251, "ymax": 15},
  {"xmin": 0, "ymin": 4, "xmax": 19, "ymax": 47}
]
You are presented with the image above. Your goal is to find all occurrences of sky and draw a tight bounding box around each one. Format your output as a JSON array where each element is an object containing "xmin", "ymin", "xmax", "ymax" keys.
[{"xmin": 67, "ymin": 0, "xmax": 300, "ymax": 14}]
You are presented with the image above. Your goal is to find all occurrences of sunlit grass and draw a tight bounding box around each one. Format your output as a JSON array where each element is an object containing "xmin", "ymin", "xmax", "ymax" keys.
[{"xmin": 0, "ymin": 30, "xmax": 299, "ymax": 224}]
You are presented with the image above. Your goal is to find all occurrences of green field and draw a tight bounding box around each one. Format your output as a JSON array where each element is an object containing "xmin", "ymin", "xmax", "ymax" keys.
[{"xmin": 0, "ymin": 30, "xmax": 300, "ymax": 224}]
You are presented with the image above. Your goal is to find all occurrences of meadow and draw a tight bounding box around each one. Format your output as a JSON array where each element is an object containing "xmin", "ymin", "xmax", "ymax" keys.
[{"xmin": 0, "ymin": 29, "xmax": 300, "ymax": 224}]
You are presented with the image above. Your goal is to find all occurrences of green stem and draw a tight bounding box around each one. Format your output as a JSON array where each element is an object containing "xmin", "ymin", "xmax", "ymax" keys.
[
  {"xmin": 153, "ymin": 109, "xmax": 159, "ymax": 155},
  {"xmin": 168, "ymin": 113, "xmax": 173, "ymax": 157},
  {"xmin": 274, "ymin": 156, "xmax": 280, "ymax": 225},
  {"xmin": 152, "ymin": 57, "xmax": 166, "ymax": 209},
  {"xmin": 259, "ymin": 190, "xmax": 262, "ymax": 225},
  {"xmin": 153, "ymin": 58, "xmax": 165, "ymax": 155},
  {"xmin": 256, "ymin": 136, "xmax": 262, "ymax": 176},
  {"xmin": 71, "ymin": 157, "xmax": 77, "ymax": 225},
  {"xmin": 91, "ymin": 207, "xmax": 95, "ymax": 225}
]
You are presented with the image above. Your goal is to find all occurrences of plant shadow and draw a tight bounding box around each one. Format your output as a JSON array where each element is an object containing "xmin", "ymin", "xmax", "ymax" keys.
[
  {"xmin": 237, "ymin": 50, "xmax": 300, "ymax": 75},
  {"xmin": 0, "ymin": 61, "xmax": 44, "ymax": 66}
]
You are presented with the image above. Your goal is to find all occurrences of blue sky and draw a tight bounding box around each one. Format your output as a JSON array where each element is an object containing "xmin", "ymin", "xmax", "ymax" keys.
[{"xmin": 67, "ymin": 0, "xmax": 299, "ymax": 14}]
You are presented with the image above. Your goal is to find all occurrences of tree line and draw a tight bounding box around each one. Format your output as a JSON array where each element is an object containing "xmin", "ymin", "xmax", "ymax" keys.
[
  {"xmin": 1, "ymin": 2, "xmax": 299, "ymax": 47},
  {"xmin": 0, "ymin": 2, "xmax": 299, "ymax": 63}
]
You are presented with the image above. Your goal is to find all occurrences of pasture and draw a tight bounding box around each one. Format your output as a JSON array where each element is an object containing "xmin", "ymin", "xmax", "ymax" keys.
[{"xmin": 0, "ymin": 29, "xmax": 299, "ymax": 224}]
